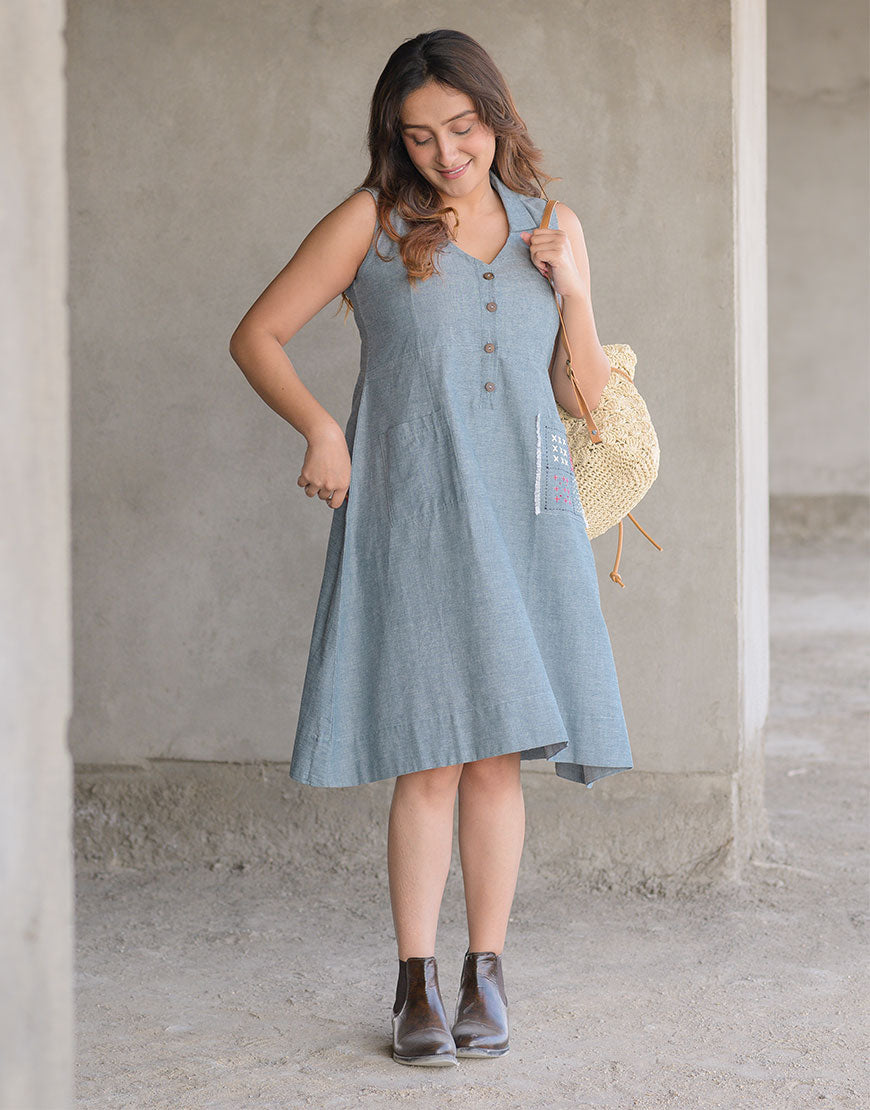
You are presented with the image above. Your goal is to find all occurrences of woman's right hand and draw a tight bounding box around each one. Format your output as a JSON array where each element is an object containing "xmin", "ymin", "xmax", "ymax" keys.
[{"xmin": 297, "ymin": 424, "xmax": 351, "ymax": 509}]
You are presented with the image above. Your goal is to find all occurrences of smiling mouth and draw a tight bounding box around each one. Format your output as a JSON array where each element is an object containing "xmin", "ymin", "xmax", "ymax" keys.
[{"xmin": 438, "ymin": 160, "xmax": 470, "ymax": 177}]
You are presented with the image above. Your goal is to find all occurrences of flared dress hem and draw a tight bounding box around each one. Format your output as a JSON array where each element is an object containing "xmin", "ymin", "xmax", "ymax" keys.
[{"xmin": 289, "ymin": 684, "xmax": 633, "ymax": 789}]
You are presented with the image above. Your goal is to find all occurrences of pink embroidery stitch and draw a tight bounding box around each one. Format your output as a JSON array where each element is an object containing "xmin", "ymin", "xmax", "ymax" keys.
[
  {"xmin": 541, "ymin": 417, "xmax": 583, "ymax": 517},
  {"xmin": 553, "ymin": 473, "xmax": 573, "ymax": 505}
]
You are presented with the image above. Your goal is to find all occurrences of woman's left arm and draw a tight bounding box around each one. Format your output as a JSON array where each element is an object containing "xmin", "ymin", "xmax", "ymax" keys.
[{"xmin": 520, "ymin": 201, "xmax": 612, "ymax": 417}]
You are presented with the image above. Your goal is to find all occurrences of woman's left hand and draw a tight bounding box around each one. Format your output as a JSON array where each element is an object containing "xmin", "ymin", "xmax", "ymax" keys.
[{"xmin": 519, "ymin": 226, "xmax": 587, "ymax": 300}]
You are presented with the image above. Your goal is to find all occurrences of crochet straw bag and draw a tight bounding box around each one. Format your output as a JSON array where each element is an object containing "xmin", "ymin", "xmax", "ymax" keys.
[{"xmin": 539, "ymin": 198, "xmax": 662, "ymax": 587}]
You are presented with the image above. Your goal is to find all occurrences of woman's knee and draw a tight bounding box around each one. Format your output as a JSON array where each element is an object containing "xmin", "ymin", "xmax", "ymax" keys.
[
  {"xmin": 394, "ymin": 761, "xmax": 463, "ymax": 804},
  {"xmin": 459, "ymin": 751, "xmax": 522, "ymax": 792}
]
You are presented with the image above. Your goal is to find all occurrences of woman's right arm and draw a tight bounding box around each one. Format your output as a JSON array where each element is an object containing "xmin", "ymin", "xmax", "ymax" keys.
[{"xmin": 228, "ymin": 188, "xmax": 377, "ymax": 507}]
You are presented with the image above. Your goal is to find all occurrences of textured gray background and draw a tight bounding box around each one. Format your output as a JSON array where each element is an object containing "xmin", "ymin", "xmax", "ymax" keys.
[
  {"xmin": 4, "ymin": 0, "xmax": 868, "ymax": 1104},
  {"xmin": 67, "ymin": 1, "xmax": 748, "ymax": 775}
]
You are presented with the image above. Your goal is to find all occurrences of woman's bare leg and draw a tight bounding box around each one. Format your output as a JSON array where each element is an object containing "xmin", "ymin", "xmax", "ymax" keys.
[
  {"xmin": 456, "ymin": 752, "xmax": 525, "ymax": 954},
  {"xmin": 388, "ymin": 762, "xmax": 464, "ymax": 960}
]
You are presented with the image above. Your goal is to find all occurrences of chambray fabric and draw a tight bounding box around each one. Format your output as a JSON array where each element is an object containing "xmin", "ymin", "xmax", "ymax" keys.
[{"xmin": 288, "ymin": 169, "xmax": 633, "ymax": 788}]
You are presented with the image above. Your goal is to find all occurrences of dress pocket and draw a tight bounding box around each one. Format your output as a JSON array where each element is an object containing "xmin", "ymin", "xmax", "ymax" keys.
[
  {"xmin": 534, "ymin": 411, "xmax": 587, "ymax": 526},
  {"xmin": 379, "ymin": 409, "xmax": 467, "ymax": 525}
]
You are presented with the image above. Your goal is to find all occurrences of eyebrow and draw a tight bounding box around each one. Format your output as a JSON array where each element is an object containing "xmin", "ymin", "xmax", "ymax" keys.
[{"xmin": 399, "ymin": 109, "xmax": 476, "ymax": 132}]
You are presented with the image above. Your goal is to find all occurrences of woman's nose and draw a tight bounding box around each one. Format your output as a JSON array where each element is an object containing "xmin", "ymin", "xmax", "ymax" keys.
[{"xmin": 436, "ymin": 136, "xmax": 458, "ymax": 162}]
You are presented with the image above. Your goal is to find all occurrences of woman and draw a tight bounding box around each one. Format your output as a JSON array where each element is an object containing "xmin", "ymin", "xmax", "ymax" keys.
[{"xmin": 229, "ymin": 29, "xmax": 633, "ymax": 1067}]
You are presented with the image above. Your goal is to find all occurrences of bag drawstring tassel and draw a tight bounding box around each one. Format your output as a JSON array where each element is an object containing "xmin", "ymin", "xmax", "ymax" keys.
[
  {"xmin": 609, "ymin": 514, "xmax": 663, "ymax": 588},
  {"xmin": 609, "ymin": 521, "xmax": 626, "ymax": 587}
]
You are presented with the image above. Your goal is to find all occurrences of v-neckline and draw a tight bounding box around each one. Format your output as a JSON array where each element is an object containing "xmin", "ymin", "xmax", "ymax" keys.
[{"xmin": 446, "ymin": 170, "xmax": 515, "ymax": 268}]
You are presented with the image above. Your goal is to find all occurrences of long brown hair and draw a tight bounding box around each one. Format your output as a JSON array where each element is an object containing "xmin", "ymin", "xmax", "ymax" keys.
[{"xmin": 340, "ymin": 29, "xmax": 558, "ymax": 314}]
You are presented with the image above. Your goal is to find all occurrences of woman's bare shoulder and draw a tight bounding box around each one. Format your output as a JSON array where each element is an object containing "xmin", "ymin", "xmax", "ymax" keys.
[
  {"xmin": 337, "ymin": 185, "xmax": 379, "ymax": 224},
  {"xmin": 276, "ymin": 187, "xmax": 379, "ymax": 299},
  {"xmin": 298, "ymin": 187, "xmax": 379, "ymax": 273},
  {"xmin": 552, "ymin": 199, "xmax": 584, "ymax": 234},
  {"xmin": 230, "ymin": 189, "xmax": 381, "ymax": 348}
]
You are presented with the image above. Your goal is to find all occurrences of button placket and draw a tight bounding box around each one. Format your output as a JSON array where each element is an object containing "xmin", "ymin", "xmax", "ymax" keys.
[{"xmin": 482, "ymin": 270, "xmax": 498, "ymax": 398}]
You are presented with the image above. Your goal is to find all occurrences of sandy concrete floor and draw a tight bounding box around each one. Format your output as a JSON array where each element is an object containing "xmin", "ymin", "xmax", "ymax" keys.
[{"xmin": 74, "ymin": 534, "xmax": 869, "ymax": 1109}]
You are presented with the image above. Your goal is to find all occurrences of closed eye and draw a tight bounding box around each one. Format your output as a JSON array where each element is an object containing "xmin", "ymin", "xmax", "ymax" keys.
[{"xmin": 410, "ymin": 126, "xmax": 473, "ymax": 147}]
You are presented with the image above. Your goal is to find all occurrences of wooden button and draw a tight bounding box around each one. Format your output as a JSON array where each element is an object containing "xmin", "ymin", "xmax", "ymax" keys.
[
  {"xmin": 484, "ymin": 381, "xmax": 496, "ymax": 392},
  {"xmin": 483, "ymin": 271, "xmax": 494, "ymax": 280},
  {"xmin": 485, "ymin": 302, "xmax": 497, "ymax": 311},
  {"xmin": 483, "ymin": 342, "xmax": 495, "ymax": 353}
]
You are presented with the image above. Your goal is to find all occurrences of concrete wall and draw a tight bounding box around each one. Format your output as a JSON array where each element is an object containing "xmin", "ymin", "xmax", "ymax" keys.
[
  {"xmin": 768, "ymin": 0, "xmax": 870, "ymax": 497},
  {"xmin": 0, "ymin": 2, "xmax": 74, "ymax": 1106},
  {"xmin": 68, "ymin": 1, "xmax": 768, "ymax": 881}
]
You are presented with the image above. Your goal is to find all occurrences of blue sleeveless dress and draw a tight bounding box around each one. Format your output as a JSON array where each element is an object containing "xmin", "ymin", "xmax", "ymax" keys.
[{"xmin": 289, "ymin": 169, "xmax": 633, "ymax": 788}]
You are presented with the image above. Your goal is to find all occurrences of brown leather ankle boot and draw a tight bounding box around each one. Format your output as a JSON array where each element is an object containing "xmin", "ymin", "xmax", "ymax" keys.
[
  {"xmin": 451, "ymin": 949, "xmax": 510, "ymax": 1057},
  {"xmin": 391, "ymin": 956, "xmax": 458, "ymax": 1066}
]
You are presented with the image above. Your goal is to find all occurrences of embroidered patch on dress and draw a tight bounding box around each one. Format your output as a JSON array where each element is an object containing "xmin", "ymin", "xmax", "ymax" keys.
[{"xmin": 537, "ymin": 415, "xmax": 586, "ymax": 524}]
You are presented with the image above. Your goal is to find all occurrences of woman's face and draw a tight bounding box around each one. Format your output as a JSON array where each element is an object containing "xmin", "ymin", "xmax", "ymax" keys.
[{"xmin": 398, "ymin": 80, "xmax": 496, "ymax": 197}]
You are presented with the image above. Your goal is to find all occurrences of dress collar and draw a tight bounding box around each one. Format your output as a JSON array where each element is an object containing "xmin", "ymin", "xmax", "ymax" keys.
[{"xmin": 489, "ymin": 167, "xmax": 521, "ymax": 232}]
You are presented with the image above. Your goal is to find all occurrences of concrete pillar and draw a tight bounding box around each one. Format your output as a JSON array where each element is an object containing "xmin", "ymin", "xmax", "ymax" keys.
[
  {"xmin": 733, "ymin": 0, "xmax": 771, "ymax": 863},
  {"xmin": 0, "ymin": 2, "xmax": 74, "ymax": 1107}
]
